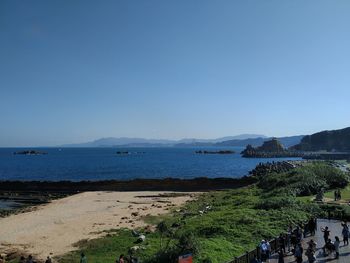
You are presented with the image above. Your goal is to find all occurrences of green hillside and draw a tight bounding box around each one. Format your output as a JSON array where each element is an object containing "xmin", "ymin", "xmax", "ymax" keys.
[{"xmin": 292, "ymin": 127, "xmax": 350, "ymax": 152}]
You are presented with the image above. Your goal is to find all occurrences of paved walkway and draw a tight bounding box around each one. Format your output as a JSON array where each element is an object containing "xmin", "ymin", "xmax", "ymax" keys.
[{"xmin": 271, "ymin": 219, "xmax": 350, "ymax": 263}]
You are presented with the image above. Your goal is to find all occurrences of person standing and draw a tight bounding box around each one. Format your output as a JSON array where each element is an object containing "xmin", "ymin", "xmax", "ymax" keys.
[
  {"xmin": 278, "ymin": 233, "xmax": 286, "ymax": 254},
  {"xmin": 306, "ymin": 240, "xmax": 316, "ymax": 263},
  {"xmin": 334, "ymin": 236, "xmax": 340, "ymax": 259},
  {"xmin": 294, "ymin": 243, "xmax": 303, "ymax": 263},
  {"xmin": 260, "ymin": 240, "xmax": 268, "ymax": 263},
  {"xmin": 278, "ymin": 249, "xmax": 284, "ymax": 263},
  {"xmin": 118, "ymin": 254, "xmax": 124, "ymax": 263},
  {"xmin": 321, "ymin": 226, "xmax": 330, "ymax": 244},
  {"xmin": 342, "ymin": 221, "xmax": 349, "ymax": 245},
  {"xmin": 80, "ymin": 253, "xmax": 87, "ymax": 263},
  {"xmin": 267, "ymin": 240, "xmax": 271, "ymax": 262},
  {"xmin": 338, "ymin": 189, "xmax": 342, "ymax": 200},
  {"xmin": 308, "ymin": 218, "xmax": 317, "ymax": 236}
]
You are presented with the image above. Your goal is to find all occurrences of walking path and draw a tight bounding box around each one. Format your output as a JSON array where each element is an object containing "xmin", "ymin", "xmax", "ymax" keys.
[{"xmin": 271, "ymin": 219, "xmax": 350, "ymax": 263}]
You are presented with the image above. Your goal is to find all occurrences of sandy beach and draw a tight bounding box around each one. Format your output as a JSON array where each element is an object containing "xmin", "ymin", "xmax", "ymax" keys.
[{"xmin": 0, "ymin": 191, "xmax": 198, "ymax": 260}]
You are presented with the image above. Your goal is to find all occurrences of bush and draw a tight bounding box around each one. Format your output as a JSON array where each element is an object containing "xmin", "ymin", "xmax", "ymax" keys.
[
  {"xmin": 255, "ymin": 196, "xmax": 300, "ymax": 210},
  {"xmin": 258, "ymin": 162, "xmax": 349, "ymax": 197}
]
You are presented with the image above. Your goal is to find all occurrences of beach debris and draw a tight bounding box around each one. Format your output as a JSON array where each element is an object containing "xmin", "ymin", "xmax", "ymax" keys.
[
  {"xmin": 171, "ymin": 222, "xmax": 181, "ymax": 228},
  {"xmin": 129, "ymin": 245, "xmax": 145, "ymax": 253},
  {"xmin": 137, "ymin": 234, "xmax": 146, "ymax": 243},
  {"xmin": 132, "ymin": 230, "xmax": 140, "ymax": 237},
  {"xmin": 144, "ymin": 225, "xmax": 153, "ymax": 233},
  {"xmin": 131, "ymin": 212, "xmax": 139, "ymax": 217}
]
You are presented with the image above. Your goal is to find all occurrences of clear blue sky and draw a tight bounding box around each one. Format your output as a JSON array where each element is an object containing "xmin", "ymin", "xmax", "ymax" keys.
[{"xmin": 1, "ymin": 0, "xmax": 350, "ymax": 146}]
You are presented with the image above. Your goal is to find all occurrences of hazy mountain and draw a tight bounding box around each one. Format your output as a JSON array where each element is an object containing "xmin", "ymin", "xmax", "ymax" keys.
[
  {"xmin": 292, "ymin": 127, "xmax": 350, "ymax": 151},
  {"xmin": 61, "ymin": 137, "xmax": 177, "ymax": 147},
  {"xmin": 60, "ymin": 134, "xmax": 267, "ymax": 147},
  {"xmin": 176, "ymin": 134, "xmax": 267, "ymax": 144}
]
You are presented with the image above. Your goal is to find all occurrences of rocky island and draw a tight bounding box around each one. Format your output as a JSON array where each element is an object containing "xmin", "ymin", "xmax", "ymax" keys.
[
  {"xmin": 13, "ymin": 150, "xmax": 47, "ymax": 155},
  {"xmin": 116, "ymin": 151, "xmax": 145, "ymax": 155},
  {"xmin": 241, "ymin": 138, "xmax": 303, "ymax": 158},
  {"xmin": 195, "ymin": 150, "xmax": 235, "ymax": 154}
]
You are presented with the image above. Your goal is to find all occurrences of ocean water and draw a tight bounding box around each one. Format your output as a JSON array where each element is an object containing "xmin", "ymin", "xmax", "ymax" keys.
[
  {"xmin": 0, "ymin": 147, "xmax": 301, "ymax": 181},
  {"xmin": 0, "ymin": 200, "xmax": 21, "ymax": 210}
]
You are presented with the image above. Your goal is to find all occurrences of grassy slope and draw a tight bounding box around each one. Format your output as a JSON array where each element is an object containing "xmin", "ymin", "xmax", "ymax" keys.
[
  {"xmin": 8, "ymin": 162, "xmax": 348, "ymax": 263},
  {"xmin": 325, "ymin": 185, "xmax": 350, "ymax": 200},
  {"xmin": 57, "ymin": 187, "xmax": 311, "ymax": 263}
]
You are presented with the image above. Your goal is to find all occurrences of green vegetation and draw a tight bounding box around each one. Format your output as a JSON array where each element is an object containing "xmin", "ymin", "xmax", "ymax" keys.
[
  {"xmin": 325, "ymin": 185, "xmax": 350, "ymax": 200},
  {"xmin": 292, "ymin": 126, "xmax": 350, "ymax": 151},
  {"xmin": 54, "ymin": 162, "xmax": 350, "ymax": 263}
]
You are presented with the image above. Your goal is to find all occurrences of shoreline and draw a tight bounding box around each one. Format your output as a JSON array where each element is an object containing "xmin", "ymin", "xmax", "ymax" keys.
[
  {"xmin": 0, "ymin": 191, "xmax": 199, "ymax": 261},
  {"xmin": 0, "ymin": 177, "xmax": 256, "ymax": 217},
  {"xmin": 0, "ymin": 176, "xmax": 256, "ymax": 192}
]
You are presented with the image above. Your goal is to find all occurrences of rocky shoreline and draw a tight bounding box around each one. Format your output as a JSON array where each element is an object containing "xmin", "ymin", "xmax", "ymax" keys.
[
  {"xmin": 0, "ymin": 176, "xmax": 256, "ymax": 193},
  {"xmin": 0, "ymin": 177, "xmax": 256, "ymax": 216}
]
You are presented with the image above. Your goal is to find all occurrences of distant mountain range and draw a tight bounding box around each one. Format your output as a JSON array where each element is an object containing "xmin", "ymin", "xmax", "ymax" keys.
[
  {"xmin": 60, "ymin": 126, "xmax": 350, "ymax": 152},
  {"xmin": 61, "ymin": 134, "xmax": 268, "ymax": 147}
]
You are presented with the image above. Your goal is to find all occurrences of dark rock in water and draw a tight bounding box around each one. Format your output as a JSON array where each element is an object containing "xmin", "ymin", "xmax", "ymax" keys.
[
  {"xmin": 116, "ymin": 151, "xmax": 130, "ymax": 155},
  {"xmin": 195, "ymin": 150, "xmax": 235, "ymax": 154},
  {"xmin": 241, "ymin": 138, "xmax": 303, "ymax": 158},
  {"xmin": 116, "ymin": 151, "xmax": 145, "ymax": 155},
  {"xmin": 13, "ymin": 150, "xmax": 47, "ymax": 155}
]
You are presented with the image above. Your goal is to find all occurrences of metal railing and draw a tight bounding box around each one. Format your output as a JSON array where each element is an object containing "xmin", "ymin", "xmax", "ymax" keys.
[{"xmin": 225, "ymin": 219, "xmax": 314, "ymax": 263}]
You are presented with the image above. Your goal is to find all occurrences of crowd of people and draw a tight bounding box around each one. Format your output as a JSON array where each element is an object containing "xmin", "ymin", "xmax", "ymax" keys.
[{"xmin": 250, "ymin": 218, "xmax": 350, "ymax": 263}]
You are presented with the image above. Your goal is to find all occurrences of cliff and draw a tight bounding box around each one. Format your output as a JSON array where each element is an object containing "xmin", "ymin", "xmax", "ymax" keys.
[{"xmin": 292, "ymin": 127, "xmax": 350, "ymax": 152}]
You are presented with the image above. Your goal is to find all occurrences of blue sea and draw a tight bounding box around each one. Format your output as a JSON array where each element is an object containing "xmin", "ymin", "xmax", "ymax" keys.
[{"xmin": 0, "ymin": 147, "xmax": 301, "ymax": 181}]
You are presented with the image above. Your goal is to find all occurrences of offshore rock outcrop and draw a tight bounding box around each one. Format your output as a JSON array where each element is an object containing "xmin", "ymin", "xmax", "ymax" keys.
[
  {"xmin": 13, "ymin": 150, "xmax": 47, "ymax": 155},
  {"xmin": 241, "ymin": 138, "xmax": 303, "ymax": 158},
  {"xmin": 195, "ymin": 150, "xmax": 235, "ymax": 154}
]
